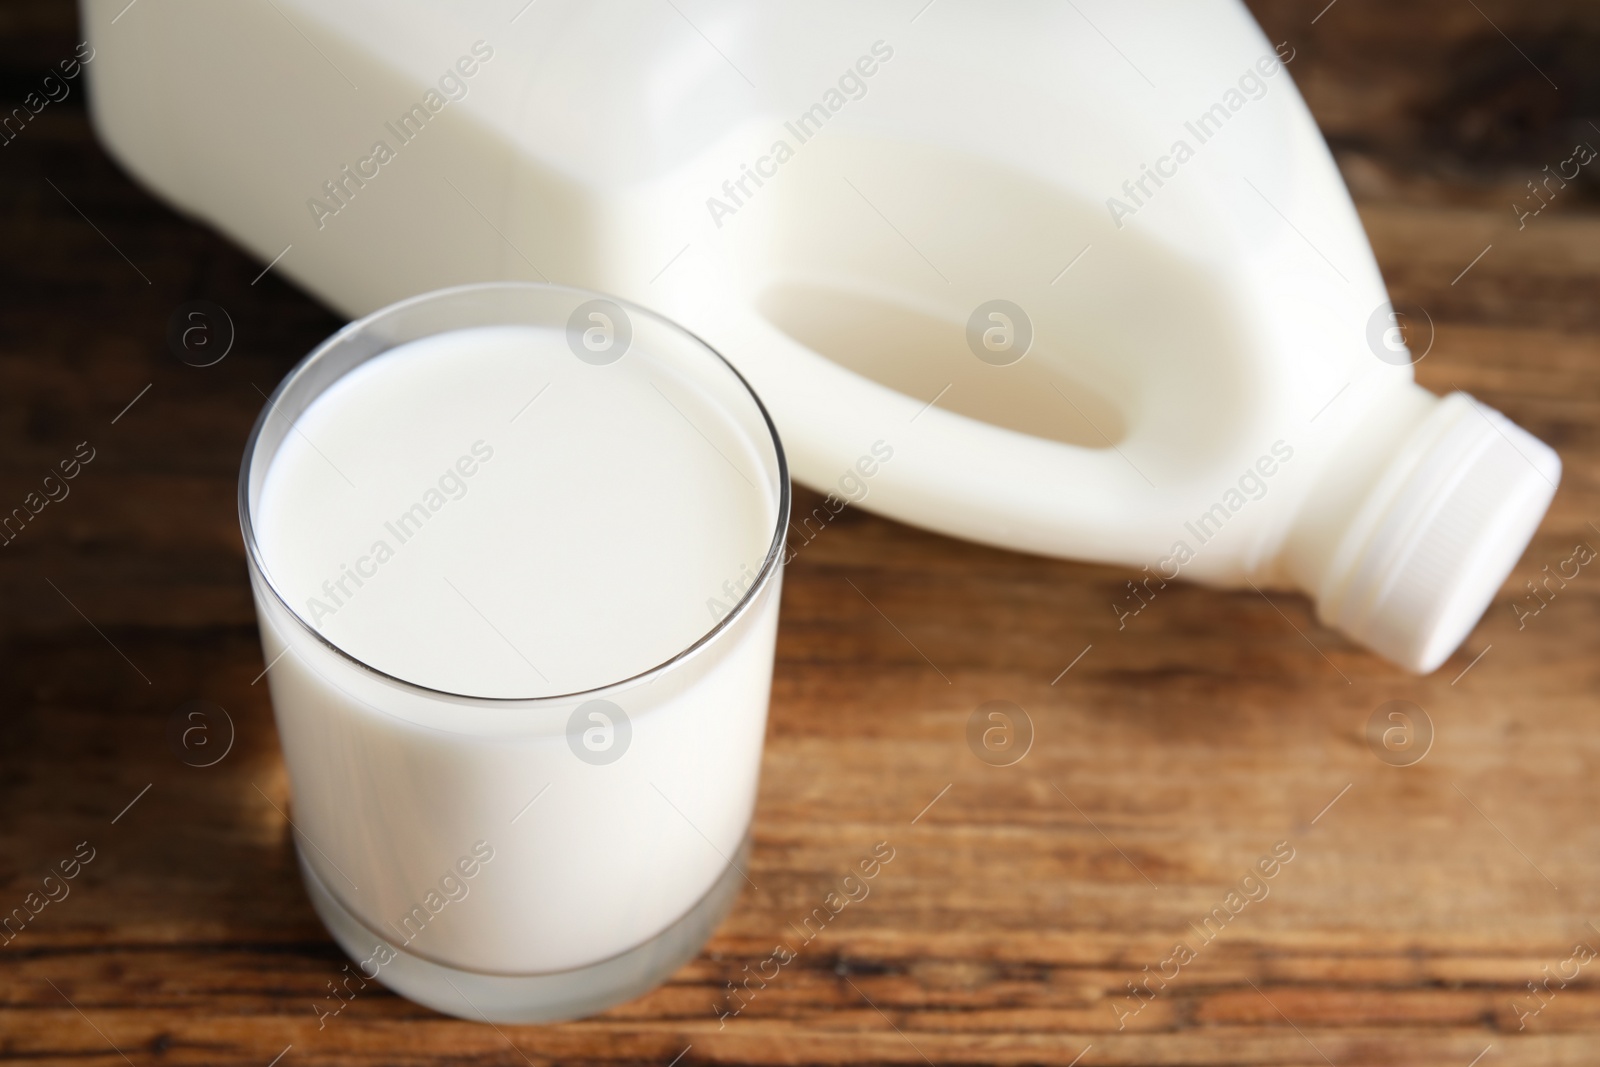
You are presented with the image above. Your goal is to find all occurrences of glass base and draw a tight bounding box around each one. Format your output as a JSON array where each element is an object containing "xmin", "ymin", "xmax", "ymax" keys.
[{"xmin": 296, "ymin": 839, "xmax": 748, "ymax": 1023}]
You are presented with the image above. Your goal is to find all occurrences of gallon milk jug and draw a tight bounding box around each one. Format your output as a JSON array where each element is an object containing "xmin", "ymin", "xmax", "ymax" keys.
[{"xmin": 81, "ymin": 0, "xmax": 1561, "ymax": 672}]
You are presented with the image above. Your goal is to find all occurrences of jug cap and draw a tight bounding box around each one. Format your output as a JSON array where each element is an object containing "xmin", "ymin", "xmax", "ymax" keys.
[{"xmin": 1320, "ymin": 392, "xmax": 1560, "ymax": 673}]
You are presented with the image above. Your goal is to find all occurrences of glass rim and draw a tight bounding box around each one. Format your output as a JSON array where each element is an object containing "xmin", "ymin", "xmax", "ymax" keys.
[{"xmin": 237, "ymin": 281, "xmax": 791, "ymax": 707}]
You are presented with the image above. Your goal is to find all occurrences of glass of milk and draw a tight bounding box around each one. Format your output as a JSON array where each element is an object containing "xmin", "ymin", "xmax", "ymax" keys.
[{"xmin": 239, "ymin": 283, "xmax": 788, "ymax": 1023}]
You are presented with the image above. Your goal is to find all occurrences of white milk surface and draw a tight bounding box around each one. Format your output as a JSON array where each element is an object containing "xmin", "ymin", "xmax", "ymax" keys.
[{"xmin": 256, "ymin": 324, "xmax": 774, "ymax": 698}]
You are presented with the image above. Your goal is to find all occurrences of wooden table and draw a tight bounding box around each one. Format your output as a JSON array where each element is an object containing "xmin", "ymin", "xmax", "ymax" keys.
[{"xmin": 3, "ymin": 1, "xmax": 1597, "ymax": 1063}]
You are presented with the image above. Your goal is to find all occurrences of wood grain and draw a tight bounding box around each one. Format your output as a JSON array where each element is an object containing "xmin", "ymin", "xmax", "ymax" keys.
[{"xmin": 2, "ymin": 1, "xmax": 1598, "ymax": 1064}]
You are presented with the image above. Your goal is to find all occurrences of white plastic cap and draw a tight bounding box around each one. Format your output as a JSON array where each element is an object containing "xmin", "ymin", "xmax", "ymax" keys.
[{"xmin": 1320, "ymin": 392, "xmax": 1560, "ymax": 674}]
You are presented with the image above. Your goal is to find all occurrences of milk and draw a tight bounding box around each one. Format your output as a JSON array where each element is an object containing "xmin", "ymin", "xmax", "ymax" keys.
[
  {"xmin": 256, "ymin": 324, "xmax": 771, "ymax": 698},
  {"xmin": 241, "ymin": 287, "xmax": 786, "ymax": 1016}
]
